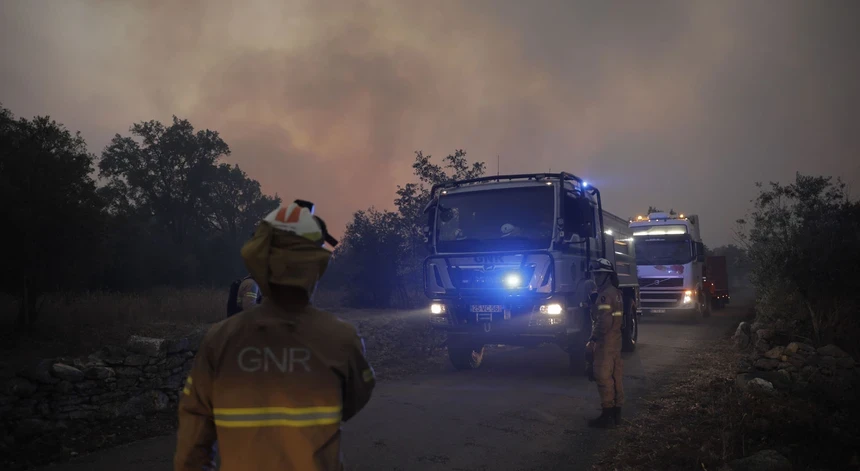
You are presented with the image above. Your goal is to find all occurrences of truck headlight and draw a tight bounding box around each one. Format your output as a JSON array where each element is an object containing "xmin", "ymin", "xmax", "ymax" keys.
[
  {"xmin": 430, "ymin": 303, "xmax": 446, "ymax": 314},
  {"xmin": 683, "ymin": 290, "xmax": 693, "ymax": 304},
  {"xmin": 539, "ymin": 303, "xmax": 563, "ymax": 315}
]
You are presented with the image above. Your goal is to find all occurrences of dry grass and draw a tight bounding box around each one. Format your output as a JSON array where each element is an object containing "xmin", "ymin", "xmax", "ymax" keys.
[
  {"xmin": 0, "ymin": 288, "xmax": 444, "ymax": 381},
  {"xmin": 593, "ymin": 339, "xmax": 860, "ymax": 471}
]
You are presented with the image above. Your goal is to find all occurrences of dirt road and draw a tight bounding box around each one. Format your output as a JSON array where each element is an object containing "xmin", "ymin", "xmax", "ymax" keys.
[{"xmin": 36, "ymin": 307, "xmax": 745, "ymax": 471}]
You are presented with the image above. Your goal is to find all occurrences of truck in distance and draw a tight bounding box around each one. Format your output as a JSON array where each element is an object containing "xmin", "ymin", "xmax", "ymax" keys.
[
  {"xmin": 704, "ymin": 255, "xmax": 730, "ymax": 309},
  {"xmin": 421, "ymin": 172, "xmax": 640, "ymax": 374},
  {"xmin": 628, "ymin": 212, "xmax": 710, "ymax": 318}
]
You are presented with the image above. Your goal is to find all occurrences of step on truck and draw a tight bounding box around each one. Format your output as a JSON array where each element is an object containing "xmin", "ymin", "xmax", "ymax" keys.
[
  {"xmin": 421, "ymin": 172, "xmax": 641, "ymax": 374},
  {"xmin": 628, "ymin": 212, "xmax": 711, "ymax": 318}
]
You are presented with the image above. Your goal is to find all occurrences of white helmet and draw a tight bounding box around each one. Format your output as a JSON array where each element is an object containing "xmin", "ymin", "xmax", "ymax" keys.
[
  {"xmin": 263, "ymin": 199, "xmax": 338, "ymax": 248},
  {"xmin": 589, "ymin": 258, "xmax": 614, "ymax": 273}
]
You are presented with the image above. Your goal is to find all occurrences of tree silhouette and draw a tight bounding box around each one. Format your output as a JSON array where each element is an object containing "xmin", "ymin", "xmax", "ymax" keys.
[{"xmin": 0, "ymin": 104, "xmax": 106, "ymax": 329}]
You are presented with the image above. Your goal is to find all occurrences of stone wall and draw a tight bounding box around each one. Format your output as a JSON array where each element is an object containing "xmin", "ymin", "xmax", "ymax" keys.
[
  {"xmin": 732, "ymin": 321, "xmax": 860, "ymax": 402},
  {"xmin": 1, "ymin": 333, "xmax": 203, "ymax": 444}
]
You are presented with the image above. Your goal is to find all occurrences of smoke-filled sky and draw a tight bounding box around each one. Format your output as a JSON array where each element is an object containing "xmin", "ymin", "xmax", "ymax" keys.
[{"xmin": 2, "ymin": 0, "xmax": 859, "ymax": 246}]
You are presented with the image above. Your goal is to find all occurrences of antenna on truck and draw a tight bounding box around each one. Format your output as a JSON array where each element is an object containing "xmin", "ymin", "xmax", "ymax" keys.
[{"xmin": 497, "ymin": 155, "xmax": 500, "ymax": 176}]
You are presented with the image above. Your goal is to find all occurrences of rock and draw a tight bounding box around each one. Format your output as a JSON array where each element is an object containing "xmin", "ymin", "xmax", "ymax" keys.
[
  {"xmin": 777, "ymin": 369, "xmax": 792, "ymax": 382},
  {"xmin": 163, "ymin": 373, "xmax": 184, "ymax": 389},
  {"xmin": 51, "ymin": 364, "xmax": 84, "ymax": 382},
  {"xmin": 764, "ymin": 346, "xmax": 785, "ymax": 359},
  {"xmin": 836, "ymin": 356, "xmax": 855, "ymax": 369},
  {"xmin": 166, "ymin": 337, "xmax": 190, "ymax": 353},
  {"xmin": 746, "ymin": 378, "xmax": 776, "ymax": 395},
  {"xmin": 14, "ymin": 418, "xmax": 51, "ymax": 440},
  {"xmin": 5, "ymin": 377, "xmax": 37, "ymax": 397},
  {"xmin": 124, "ymin": 355, "xmax": 150, "ymax": 366},
  {"xmin": 805, "ymin": 354, "xmax": 821, "ymax": 366},
  {"xmin": 754, "ymin": 338, "xmax": 771, "ymax": 353},
  {"xmin": 817, "ymin": 344, "xmax": 849, "ymax": 358},
  {"xmin": 729, "ymin": 449, "xmax": 792, "ymax": 471},
  {"xmin": 785, "ymin": 342, "xmax": 814, "ymax": 355},
  {"xmin": 92, "ymin": 346, "xmax": 127, "ymax": 365},
  {"xmin": 84, "ymin": 366, "xmax": 115, "ymax": 379},
  {"xmin": 733, "ymin": 322, "xmax": 751, "ymax": 348},
  {"xmin": 91, "ymin": 391, "xmax": 128, "ymax": 405},
  {"xmin": 74, "ymin": 380, "xmax": 100, "ymax": 392},
  {"xmin": 55, "ymin": 380, "xmax": 75, "ymax": 394},
  {"xmin": 127, "ymin": 336, "xmax": 167, "ymax": 358},
  {"xmin": 777, "ymin": 362, "xmax": 792, "ymax": 370},
  {"xmin": 737, "ymin": 371, "xmax": 791, "ymax": 391},
  {"xmin": 788, "ymin": 355, "xmax": 805, "ymax": 369},
  {"xmin": 114, "ymin": 367, "xmax": 143, "ymax": 377},
  {"xmin": 20, "ymin": 359, "xmax": 59, "ymax": 384},
  {"xmin": 68, "ymin": 410, "xmax": 95, "ymax": 420},
  {"xmin": 119, "ymin": 390, "xmax": 170, "ymax": 416},
  {"xmin": 166, "ymin": 355, "xmax": 186, "ymax": 369},
  {"xmin": 755, "ymin": 328, "xmax": 775, "ymax": 341},
  {"xmin": 755, "ymin": 358, "xmax": 780, "ymax": 370}
]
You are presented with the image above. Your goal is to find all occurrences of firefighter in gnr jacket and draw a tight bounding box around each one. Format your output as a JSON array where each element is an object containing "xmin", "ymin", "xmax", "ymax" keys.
[
  {"xmin": 175, "ymin": 199, "xmax": 376, "ymax": 471},
  {"xmin": 586, "ymin": 258, "xmax": 625, "ymax": 429}
]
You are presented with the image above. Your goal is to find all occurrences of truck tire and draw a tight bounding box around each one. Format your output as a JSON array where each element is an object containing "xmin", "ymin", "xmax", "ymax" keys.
[
  {"xmin": 448, "ymin": 344, "xmax": 485, "ymax": 370},
  {"xmin": 621, "ymin": 297, "xmax": 639, "ymax": 352}
]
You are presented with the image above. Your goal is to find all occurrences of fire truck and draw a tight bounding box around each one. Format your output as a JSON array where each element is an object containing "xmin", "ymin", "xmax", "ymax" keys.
[
  {"xmin": 628, "ymin": 212, "xmax": 710, "ymax": 318},
  {"xmin": 421, "ymin": 173, "xmax": 640, "ymax": 374}
]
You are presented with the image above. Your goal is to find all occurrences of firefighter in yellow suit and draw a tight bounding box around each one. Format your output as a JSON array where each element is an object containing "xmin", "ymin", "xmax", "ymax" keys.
[
  {"xmin": 586, "ymin": 258, "xmax": 624, "ymax": 429},
  {"xmin": 174, "ymin": 199, "xmax": 376, "ymax": 471}
]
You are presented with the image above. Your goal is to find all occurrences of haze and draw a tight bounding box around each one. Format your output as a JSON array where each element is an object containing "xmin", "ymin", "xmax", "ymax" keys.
[{"xmin": 2, "ymin": 0, "xmax": 858, "ymax": 246}]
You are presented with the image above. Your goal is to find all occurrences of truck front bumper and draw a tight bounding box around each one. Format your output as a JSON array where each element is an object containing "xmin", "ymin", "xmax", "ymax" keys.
[{"xmin": 427, "ymin": 298, "xmax": 589, "ymax": 346}]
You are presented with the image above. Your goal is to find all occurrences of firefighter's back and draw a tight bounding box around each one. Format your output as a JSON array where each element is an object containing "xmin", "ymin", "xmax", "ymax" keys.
[{"xmin": 207, "ymin": 301, "xmax": 356, "ymax": 470}]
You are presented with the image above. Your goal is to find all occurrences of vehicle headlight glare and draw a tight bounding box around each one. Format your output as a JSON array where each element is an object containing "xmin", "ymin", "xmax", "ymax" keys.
[
  {"xmin": 504, "ymin": 273, "xmax": 522, "ymax": 288},
  {"xmin": 430, "ymin": 303, "xmax": 445, "ymax": 314},
  {"xmin": 540, "ymin": 303, "xmax": 563, "ymax": 315}
]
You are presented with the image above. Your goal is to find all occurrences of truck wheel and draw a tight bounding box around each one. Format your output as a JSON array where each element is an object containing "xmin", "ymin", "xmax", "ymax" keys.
[
  {"xmin": 448, "ymin": 345, "xmax": 485, "ymax": 370},
  {"xmin": 622, "ymin": 299, "xmax": 639, "ymax": 352}
]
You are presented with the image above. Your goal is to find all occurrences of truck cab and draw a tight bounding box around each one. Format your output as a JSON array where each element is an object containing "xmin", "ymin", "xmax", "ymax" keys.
[
  {"xmin": 628, "ymin": 212, "xmax": 709, "ymax": 317},
  {"xmin": 422, "ymin": 173, "xmax": 640, "ymax": 374}
]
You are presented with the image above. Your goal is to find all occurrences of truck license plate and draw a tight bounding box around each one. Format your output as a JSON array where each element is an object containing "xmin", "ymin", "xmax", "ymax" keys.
[
  {"xmin": 470, "ymin": 305, "xmax": 503, "ymax": 313},
  {"xmin": 651, "ymin": 309, "xmax": 666, "ymax": 313}
]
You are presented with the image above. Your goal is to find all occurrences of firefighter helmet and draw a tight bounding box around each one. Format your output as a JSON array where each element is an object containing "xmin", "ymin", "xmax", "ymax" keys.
[
  {"xmin": 263, "ymin": 200, "xmax": 339, "ymax": 248},
  {"xmin": 589, "ymin": 258, "xmax": 615, "ymax": 273}
]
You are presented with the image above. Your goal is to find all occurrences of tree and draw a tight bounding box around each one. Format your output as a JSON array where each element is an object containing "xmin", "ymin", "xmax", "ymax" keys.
[
  {"xmin": 329, "ymin": 150, "xmax": 486, "ymax": 308},
  {"xmin": 99, "ymin": 116, "xmax": 230, "ymax": 246},
  {"xmin": 201, "ymin": 163, "xmax": 281, "ymax": 281},
  {"xmin": 736, "ymin": 173, "xmax": 860, "ymax": 349},
  {"xmin": 0, "ymin": 104, "xmax": 106, "ymax": 329},
  {"xmin": 205, "ymin": 163, "xmax": 281, "ymax": 244}
]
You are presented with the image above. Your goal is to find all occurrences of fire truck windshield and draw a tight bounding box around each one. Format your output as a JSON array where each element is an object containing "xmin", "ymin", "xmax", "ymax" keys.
[
  {"xmin": 634, "ymin": 236, "xmax": 694, "ymax": 265},
  {"xmin": 436, "ymin": 185, "xmax": 554, "ymax": 252}
]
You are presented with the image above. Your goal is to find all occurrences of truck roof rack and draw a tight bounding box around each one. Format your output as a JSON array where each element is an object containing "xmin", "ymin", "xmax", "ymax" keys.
[{"xmin": 430, "ymin": 172, "xmax": 587, "ymax": 197}]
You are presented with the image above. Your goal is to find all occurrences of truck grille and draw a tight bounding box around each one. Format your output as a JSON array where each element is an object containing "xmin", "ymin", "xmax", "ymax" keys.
[
  {"xmin": 638, "ymin": 277, "xmax": 683, "ymax": 288},
  {"xmin": 640, "ymin": 291, "xmax": 684, "ymax": 309},
  {"xmin": 450, "ymin": 266, "xmax": 536, "ymax": 290}
]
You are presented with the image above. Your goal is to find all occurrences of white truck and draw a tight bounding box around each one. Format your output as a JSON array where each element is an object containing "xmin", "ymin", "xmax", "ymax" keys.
[{"xmin": 628, "ymin": 212, "xmax": 710, "ymax": 318}]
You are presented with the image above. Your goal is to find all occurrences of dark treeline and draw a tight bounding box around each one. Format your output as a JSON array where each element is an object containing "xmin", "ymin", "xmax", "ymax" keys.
[
  {"xmin": 1, "ymin": 104, "xmax": 280, "ymax": 328},
  {"xmin": 4, "ymin": 103, "xmax": 857, "ymax": 354}
]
